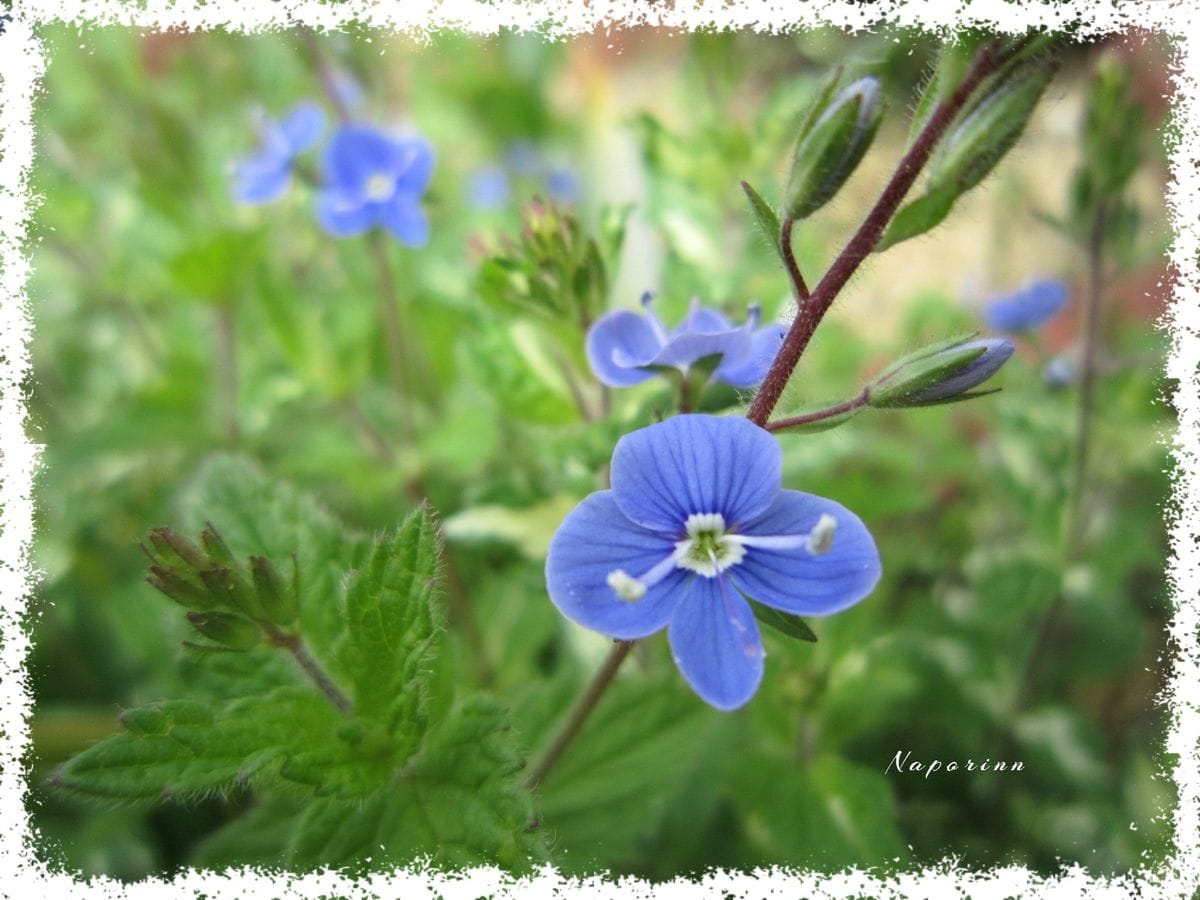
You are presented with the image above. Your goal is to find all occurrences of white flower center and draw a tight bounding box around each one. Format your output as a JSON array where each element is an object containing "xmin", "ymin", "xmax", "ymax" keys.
[
  {"xmin": 365, "ymin": 172, "xmax": 395, "ymax": 203},
  {"xmin": 605, "ymin": 511, "xmax": 838, "ymax": 602},
  {"xmin": 673, "ymin": 513, "xmax": 746, "ymax": 577}
]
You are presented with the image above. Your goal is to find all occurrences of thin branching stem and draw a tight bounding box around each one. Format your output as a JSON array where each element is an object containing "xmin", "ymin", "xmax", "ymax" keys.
[
  {"xmin": 265, "ymin": 623, "xmax": 353, "ymax": 714},
  {"xmin": 747, "ymin": 39, "xmax": 1011, "ymax": 427},
  {"xmin": 765, "ymin": 388, "xmax": 870, "ymax": 433},
  {"xmin": 779, "ymin": 215, "xmax": 810, "ymax": 303}
]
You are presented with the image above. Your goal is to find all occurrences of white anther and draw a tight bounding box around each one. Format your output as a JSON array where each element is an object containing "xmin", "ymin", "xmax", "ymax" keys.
[
  {"xmin": 806, "ymin": 513, "xmax": 838, "ymax": 556},
  {"xmin": 607, "ymin": 569, "xmax": 647, "ymax": 602}
]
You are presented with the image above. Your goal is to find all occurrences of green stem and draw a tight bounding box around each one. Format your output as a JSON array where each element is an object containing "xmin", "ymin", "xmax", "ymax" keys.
[
  {"xmin": 525, "ymin": 640, "xmax": 635, "ymax": 789},
  {"xmin": 215, "ymin": 302, "xmax": 240, "ymax": 446}
]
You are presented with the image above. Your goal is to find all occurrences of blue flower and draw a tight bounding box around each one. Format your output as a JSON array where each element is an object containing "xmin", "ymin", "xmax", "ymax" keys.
[
  {"xmin": 586, "ymin": 294, "xmax": 787, "ymax": 390},
  {"xmin": 983, "ymin": 279, "xmax": 1069, "ymax": 332},
  {"xmin": 546, "ymin": 167, "xmax": 581, "ymax": 204},
  {"xmin": 1044, "ymin": 355, "xmax": 1077, "ymax": 390},
  {"xmin": 231, "ymin": 102, "xmax": 326, "ymax": 204},
  {"xmin": 545, "ymin": 415, "xmax": 881, "ymax": 710},
  {"xmin": 467, "ymin": 165, "xmax": 511, "ymax": 210},
  {"xmin": 315, "ymin": 125, "xmax": 435, "ymax": 244}
]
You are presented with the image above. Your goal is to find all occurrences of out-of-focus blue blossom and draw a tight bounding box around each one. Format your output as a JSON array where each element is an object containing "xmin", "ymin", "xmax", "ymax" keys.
[
  {"xmin": 984, "ymin": 279, "xmax": 1069, "ymax": 332},
  {"xmin": 545, "ymin": 414, "xmax": 881, "ymax": 710},
  {"xmin": 314, "ymin": 125, "xmax": 435, "ymax": 244},
  {"xmin": 467, "ymin": 165, "xmax": 512, "ymax": 210},
  {"xmin": 505, "ymin": 140, "xmax": 544, "ymax": 176},
  {"xmin": 586, "ymin": 294, "xmax": 787, "ymax": 390},
  {"xmin": 546, "ymin": 167, "xmax": 581, "ymax": 204},
  {"xmin": 231, "ymin": 102, "xmax": 326, "ymax": 204},
  {"xmin": 1044, "ymin": 355, "xmax": 1077, "ymax": 390}
]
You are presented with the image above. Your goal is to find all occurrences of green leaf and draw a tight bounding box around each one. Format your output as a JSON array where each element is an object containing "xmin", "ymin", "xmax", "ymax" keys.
[
  {"xmin": 338, "ymin": 509, "xmax": 442, "ymax": 743},
  {"xmin": 734, "ymin": 752, "xmax": 908, "ymax": 870},
  {"xmin": 748, "ymin": 598, "xmax": 818, "ymax": 642},
  {"xmin": 740, "ymin": 180, "xmax": 784, "ymax": 266},
  {"xmin": 535, "ymin": 673, "xmax": 721, "ymax": 871},
  {"xmin": 875, "ymin": 185, "xmax": 957, "ymax": 252},
  {"xmin": 287, "ymin": 696, "xmax": 544, "ymax": 872},
  {"xmin": 51, "ymin": 687, "xmax": 347, "ymax": 801}
]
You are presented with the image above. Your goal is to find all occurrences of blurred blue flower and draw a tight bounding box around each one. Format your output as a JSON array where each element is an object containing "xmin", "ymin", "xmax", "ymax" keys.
[
  {"xmin": 231, "ymin": 102, "xmax": 326, "ymax": 204},
  {"xmin": 586, "ymin": 294, "xmax": 786, "ymax": 389},
  {"xmin": 467, "ymin": 165, "xmax": 511, "ymax": 210},
  {"xmin": 1044, "ymin": 355, "xmax": 1077, "ymax": 390},
  {"xmin": 315, "ymin": 125, "xmax": 435, "ymax": 244},
  {"xmin": 546, "ymin": 167, "xmax": 581, "ymax": 204},
  {"xmin": 901, "ymin": 338, "xmax": 1015, "ymax": 405},
  {"xmin": 984, "ymin": 279, "xmax": 1069, "ymax": 332},
  {"xmin": 545, "ymin": 415, "xmax": 881, "ymax": 710},
  {"xmin": 504, "ymin": 140, "xmax": 544, "ymax": 176}
]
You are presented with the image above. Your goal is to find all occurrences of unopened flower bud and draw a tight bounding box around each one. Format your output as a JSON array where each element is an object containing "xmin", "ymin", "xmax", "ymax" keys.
[
  {"xmin": 147, "ymin": 527, "xmax": 208, "ymax": 572},
  {"xmin": 928, "ymin": 61, "xmax": 1054, "ymax": 197},
  {"xmin": 784, "ymin": 76, "xmax": 883, "ymax": 220},
  {"xmin": 147, "ymin": 565, "xmax": 219, "ymax": 610},
  {"xmin": 250, "ymin": 555, "xmax": 299, "ymax": 625},
  {"xmin": 198, "ymin": 566, "xmax": 264, "ymax": 619},
  {"xmin": 869, "ymin": 337, "xmax": 1014, "ymax": 408},
  {"xmin": 186, "ymin": 611, "xmax": 261, "ymax": 651}
]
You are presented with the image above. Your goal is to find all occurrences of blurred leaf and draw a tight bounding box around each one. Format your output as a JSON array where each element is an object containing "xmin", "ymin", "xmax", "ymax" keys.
[
  {"xmin": 748, "ymin": 598, "xmax": 818, "ymax": 642},
  {"xmin": 443, "ymin": 495, "xmax": 579, "ymax": 560}
]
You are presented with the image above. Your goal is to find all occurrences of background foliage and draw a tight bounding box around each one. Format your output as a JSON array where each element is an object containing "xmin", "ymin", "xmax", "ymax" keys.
[{"xmin": 27, "ymin": 25, "xmax": 1175, "ymax": 881}]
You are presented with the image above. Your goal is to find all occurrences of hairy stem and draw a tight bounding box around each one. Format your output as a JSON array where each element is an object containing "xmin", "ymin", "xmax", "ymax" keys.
[
  {"xmin": 266, "ymin": 624, "xmax": 353, "ymax": 714},
  {"xmin": 765, "ymin": 388, "xmax": 870, "ymax": 432},
  {"xmin": 779, "ymin": 215, "xmax": 810, "ymax": 302},
  {"xmin": 525, "ymin": 640, "xmax": 635, "ymax": 789},
  {"xmin": 215, "ymin": 302, "xmax": 240, "ymax": 446},
  {"xmin": 747, "ymin": 39, "xmax": 1008, "ymax": 427}
]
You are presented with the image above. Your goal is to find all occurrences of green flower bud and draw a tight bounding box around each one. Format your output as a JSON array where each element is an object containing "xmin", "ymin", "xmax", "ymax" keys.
[
  {"xmin": 249, "ymin": 555, "xmax": 299, "ymax": 626},
  {"xmin": 868, "ymin": 336, "xmax": 1014, "ymax": 408},
  {"xmin": 200, "ymin": 524, "xmax": 238, "ymax": 569},
  {"xmin": 146, "ymin": 565, "xmax": 220, "ymax": 610},
  {"xmin": 197, "ymin": 566, "xmax": 264, "ymax": 619},
  {"xmin": 185, "ymin": 611, "xmax": 261, "ymax": 651},
  {"xmin": 147, "ymin": 527, "xmax": 208, "ymax": 572},
  {"xmin": 927, "ymin": 60, "xmax": 1054, "ymax": 197},
  {"xmin": 784, "ymin": 76, "xmax": 883, "ymax": 220}
]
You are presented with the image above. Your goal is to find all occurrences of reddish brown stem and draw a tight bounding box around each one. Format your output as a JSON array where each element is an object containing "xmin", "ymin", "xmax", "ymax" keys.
[
  {"xmin": 779, "ymin": 215, "xmax": 810, "ymax": 302},
  {"xmin": 747, "ymin": 40, "xmax": 1008, "ymax": 427},
  {"xmin": 765, "ymin": 388, "xmax": 869, "ymax": 433}
]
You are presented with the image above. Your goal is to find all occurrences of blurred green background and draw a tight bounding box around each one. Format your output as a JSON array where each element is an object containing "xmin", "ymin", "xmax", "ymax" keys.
[{"xmin": 26, "ymin": 25, "xmax": 1176, "ymax": 880}]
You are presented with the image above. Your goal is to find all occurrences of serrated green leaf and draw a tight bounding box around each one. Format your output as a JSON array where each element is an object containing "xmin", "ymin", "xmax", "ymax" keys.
[
  {"xmin": 338, "ymin": 509, "xmax": 443, "ymax": 743},
  {"xmin": 51, "ymin": 687, "xmax": 348, "ymax": 802},
  {"xmin": 288, "ymin": 695, "xmax": 544, "ymax": 872}
]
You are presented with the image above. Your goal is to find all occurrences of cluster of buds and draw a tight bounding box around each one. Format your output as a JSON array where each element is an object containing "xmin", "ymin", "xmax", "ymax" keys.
[
  {"xmin": 476, "ymin": 198, "xmax": 618, "ymax": 331},
  {"xmin": 144, "ymin": 525, "xmax": 299, "ymax": 651}
]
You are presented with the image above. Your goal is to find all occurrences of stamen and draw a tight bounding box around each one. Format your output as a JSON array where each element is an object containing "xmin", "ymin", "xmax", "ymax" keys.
[
  {"xmin": 607, "ymin": 548, "xmax": 680, "ymax": 601},
  {"xmin": 744, "ymin": 302, "xmax": 762, "ymax": 329},
  {"xmin": 607, "ymin": 570, "xmax": 646, "ymax": 602},
  {"xmin": 639, "ymin": 291, "xmax": 670, "ymax": 346},
  {"xmin": 806, "ymin": 513, "xmax": 838, "ymax": 555}
]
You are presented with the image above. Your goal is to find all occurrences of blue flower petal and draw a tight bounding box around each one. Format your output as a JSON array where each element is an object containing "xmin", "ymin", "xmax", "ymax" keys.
[
  {"xmin": 467, "ymin": 165, "xmax": 510, "ymax": 209},
  {"xmin": 315, "ymin": 190, "xmax": 378, "ymax": 237},
  {"xmin": 731, "ymin": 490, "xmax": 881, "ymax": 616},
  {"xmin": 280, "ymin": 102, "xmax": 326, "ymax": 154},
  {"xmin": 586, "ymin": 310, "xmax": 664, "ymax": 387},
  {"xmin": 650, "ymin": 328, "xmax": 752, "ymax": 371},
  {"xmin": 667, "ymin": 576, "xmax": 764, "ymax": 710},
  {"xmin": 984, "ymin": 279, "xmax": 1069, "ymax": 332},
  {"xmin": 323, "ymin": 125, "xmax": 399, "ymax": 192},
  {"xmin": 545, "ymin": 492, "xmax": 685, "ymax": 639},
  {"xmin": 610, "ymin": 415, "xmax": 781, "ymax": 532},
  {"xmin": 394, "ymin": 139, "xmax": 435, "ymax": 196},
  {"xmin": 674, "ymin": 306, "xmax": 731, "ymax": 335},
  {"xmin": 714, "ymin": 323, "xmax": 787, "ymax": 388},
  {"xmin": 231, "ymin": 155, "xmax": 291, "ymax": 204},
  {"xmin": 382, "ymin": 195, "xmax": 430, "ymax": 246}
]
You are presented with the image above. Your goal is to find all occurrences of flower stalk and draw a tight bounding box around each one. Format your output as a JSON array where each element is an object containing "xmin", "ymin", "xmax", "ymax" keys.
[{"xmin": 747, "ymin": 38, "xmax": 1012, "ymax": 427}]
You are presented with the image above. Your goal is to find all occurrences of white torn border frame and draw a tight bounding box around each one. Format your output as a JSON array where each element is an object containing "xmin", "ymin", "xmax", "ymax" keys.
[{"xmin": 0, "ymin": 1, "xmax": 1197, "ymax": 897}]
